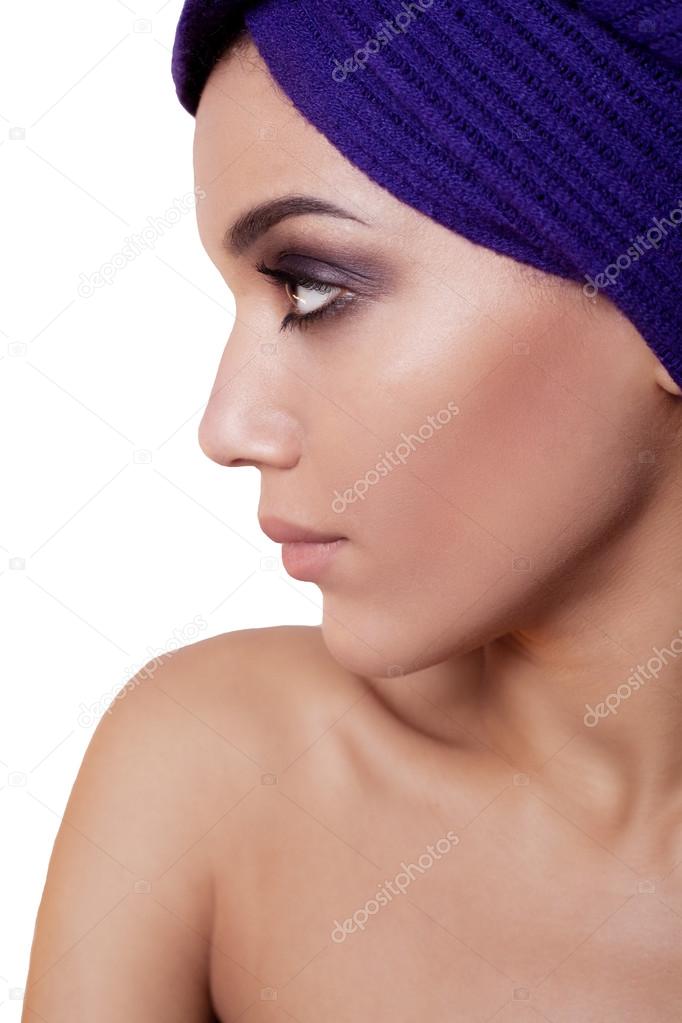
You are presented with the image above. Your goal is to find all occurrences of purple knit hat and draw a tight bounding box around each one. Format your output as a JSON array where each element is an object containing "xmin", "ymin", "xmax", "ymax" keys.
[{"xmin": 172, "ymin": 1, "xmax": 682, "ymax": 388}]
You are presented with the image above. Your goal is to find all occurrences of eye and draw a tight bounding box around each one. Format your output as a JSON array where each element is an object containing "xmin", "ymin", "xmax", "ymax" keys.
[
  {"xmin": 284, "ymin": 278, "xmax": 341, "ymax": 316},
  {"xmin": 256, "ymin": 260, "xmax": 356, "ymax": 332}
]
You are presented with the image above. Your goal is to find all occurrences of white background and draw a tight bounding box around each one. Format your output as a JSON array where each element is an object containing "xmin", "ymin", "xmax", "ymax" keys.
[{"xmin": 0, "ymin": 2, "xmax": 320, "ymax": 1011}]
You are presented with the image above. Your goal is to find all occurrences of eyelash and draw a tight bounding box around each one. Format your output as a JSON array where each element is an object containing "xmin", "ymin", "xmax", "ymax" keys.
[{"xmin": 255, "ymin": 259, "xmax": 355, "ymax": 333}]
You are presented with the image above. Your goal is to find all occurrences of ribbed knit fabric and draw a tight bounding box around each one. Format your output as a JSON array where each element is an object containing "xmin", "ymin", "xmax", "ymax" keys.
[{"xmin": 172, "ymin": 0, "xmax": 682, "ymax": 388}]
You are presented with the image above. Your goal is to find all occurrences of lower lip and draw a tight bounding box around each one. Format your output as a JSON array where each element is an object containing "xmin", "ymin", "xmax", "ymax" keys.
[{"xmin": 281, "ymin": 539, "xmax": 346, "ymax": 581}]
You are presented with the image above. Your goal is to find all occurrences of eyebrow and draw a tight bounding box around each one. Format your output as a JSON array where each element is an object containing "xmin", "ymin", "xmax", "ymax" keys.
[{"xmin": 224, "ymin": 194, "xmax": 370, "ymax": 255}]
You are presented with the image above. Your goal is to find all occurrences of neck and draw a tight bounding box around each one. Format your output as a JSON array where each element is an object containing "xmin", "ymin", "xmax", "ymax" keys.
[{"xmin": 367, "ymin": 475, "xmax": 682, "ymax": 840}]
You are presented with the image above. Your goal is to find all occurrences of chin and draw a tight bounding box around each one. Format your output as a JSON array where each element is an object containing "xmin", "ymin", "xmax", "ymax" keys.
[
  {"xmin": 318, "ymin": 600, "xmax": 454, "ymax": 680},
  {"xmin": 317, "ymin": 569, "xmax": 552, "ymax": 681}
]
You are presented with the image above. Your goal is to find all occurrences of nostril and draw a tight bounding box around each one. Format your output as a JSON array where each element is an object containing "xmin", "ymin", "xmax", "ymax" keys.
[
  {"xmin": 197, "ymin": 419, "xmax": 257, "ymax": 468},
  {"xmin": 198, "ymin": 405, "xmax": 303, "ymax": 470}
]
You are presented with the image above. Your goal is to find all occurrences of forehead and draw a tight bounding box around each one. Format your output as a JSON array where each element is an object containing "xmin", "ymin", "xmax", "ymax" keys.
[{"xmin": 192, "ymin": 39, "xmax": 412, "ymax": 245}]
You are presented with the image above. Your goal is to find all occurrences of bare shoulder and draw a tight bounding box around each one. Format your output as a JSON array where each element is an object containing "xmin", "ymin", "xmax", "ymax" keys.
[
  {"xmin": 151, "ymin": 624, "xmax": 367, "ymax": 769},
  {"xmin": 171, "ymin": 621, "xmax": 352, "ymax": 683},
  {"xmin": 23, "ymin": 626, "xmax": 362, "ymax": 1020},
  {"xmin": 76, "ymin": 623, "xmax": 362, "ymax": 815}
]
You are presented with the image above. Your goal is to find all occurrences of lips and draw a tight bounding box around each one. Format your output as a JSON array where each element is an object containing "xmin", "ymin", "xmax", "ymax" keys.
[
  {"xmin": 258, "ymin": 514, "xmax": 346, "ymax": 545},
  {"xmin": 258, "ymin": 514, "xmax": 348, "ymax": 582}
]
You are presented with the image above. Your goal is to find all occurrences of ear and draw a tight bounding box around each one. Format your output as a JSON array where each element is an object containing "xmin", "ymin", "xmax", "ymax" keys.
[{"xmin": 654, "ymin": 361, "xmax": 682, "ymax": 397}]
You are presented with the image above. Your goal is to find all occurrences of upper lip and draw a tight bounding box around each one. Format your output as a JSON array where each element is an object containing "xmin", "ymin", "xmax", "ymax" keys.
[{"xmin": 259, "ymin": 515, "xmax": 346, "ymax": 544}]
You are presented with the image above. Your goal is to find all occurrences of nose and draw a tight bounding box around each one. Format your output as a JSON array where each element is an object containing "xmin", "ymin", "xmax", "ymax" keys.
[{"xmin": 197, "ymin": 328, "xmax": 303, "ymax": 470}]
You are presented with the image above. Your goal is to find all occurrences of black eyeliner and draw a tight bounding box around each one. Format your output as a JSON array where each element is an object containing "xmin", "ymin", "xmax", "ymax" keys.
[
  {"xmin": 255, "ymin": 259, "xmax": 359, "ymax": 332},
  {"xmin": 280, "ymin": 293, "xmax": 357, "ymax": 333}
]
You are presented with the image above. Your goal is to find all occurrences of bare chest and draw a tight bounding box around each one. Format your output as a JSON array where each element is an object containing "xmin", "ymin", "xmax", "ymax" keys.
[{"xmin": 207, "ymin": 774, "xmax": 682, "ymax": 1022}]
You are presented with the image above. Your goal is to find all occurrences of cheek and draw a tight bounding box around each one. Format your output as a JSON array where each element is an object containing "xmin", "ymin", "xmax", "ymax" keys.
[
  {"xmin": 319, "ymin": 315, "xmax": 645, "ymax": 674},
  {"xmin": 436, "ymin": 355, "xmax": 610, "ymax": 549}
]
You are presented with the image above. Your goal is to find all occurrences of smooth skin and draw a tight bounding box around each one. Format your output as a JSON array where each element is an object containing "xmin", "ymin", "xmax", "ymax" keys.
[{"xmin": 23, "ymin": 31, "xmax": 682, "ymax": 1023}]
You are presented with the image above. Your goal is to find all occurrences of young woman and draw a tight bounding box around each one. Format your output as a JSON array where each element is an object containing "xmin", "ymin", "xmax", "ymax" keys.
[{"xmin": 23, "ymin": 2, "xmax": 682, "ymax": 1020}]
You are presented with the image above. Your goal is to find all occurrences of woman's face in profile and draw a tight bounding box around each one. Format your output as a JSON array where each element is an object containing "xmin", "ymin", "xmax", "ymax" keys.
[{"xmin": 193, "ymin": 36, "xmax": 668, "ymax": 680}]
